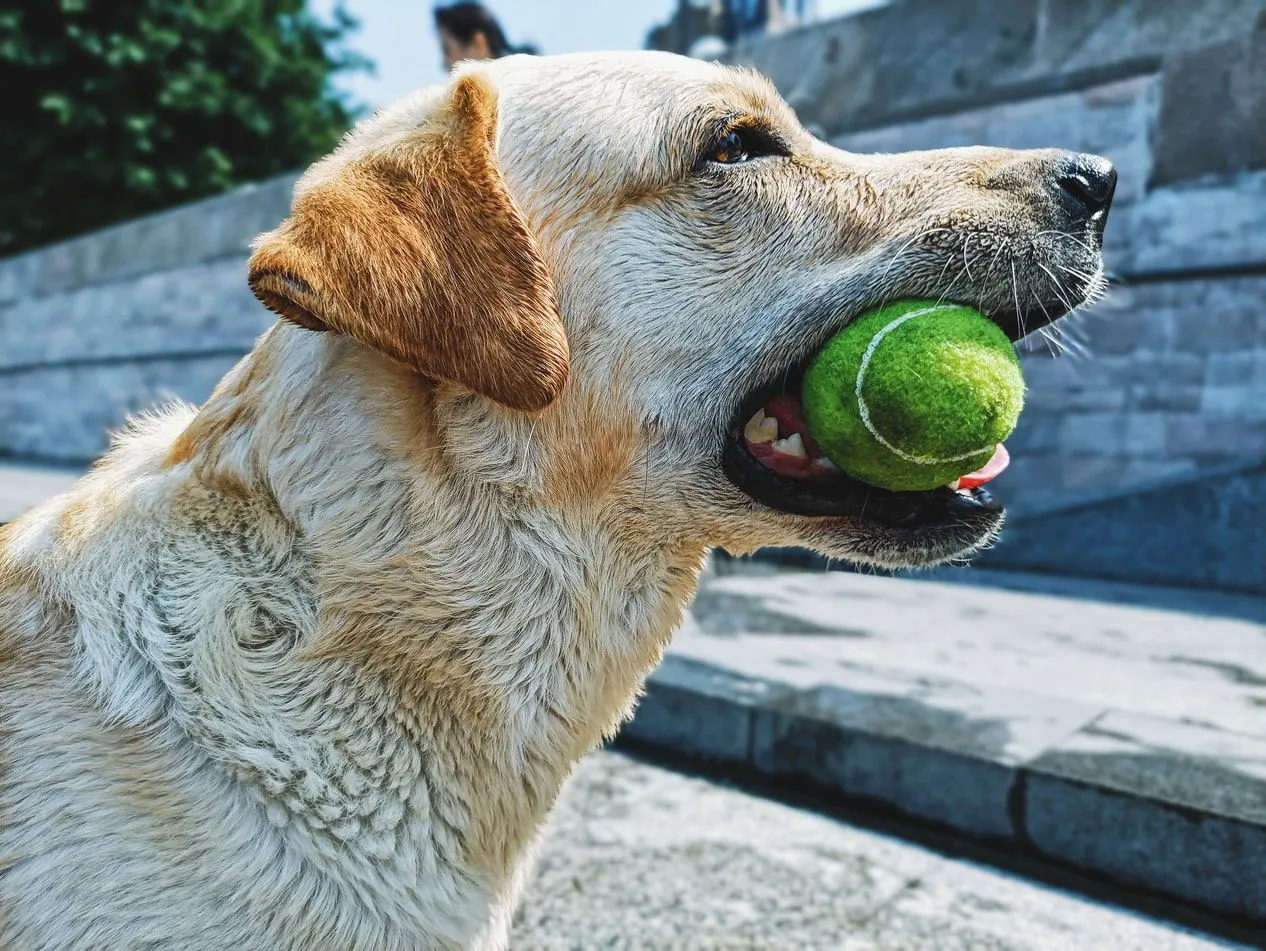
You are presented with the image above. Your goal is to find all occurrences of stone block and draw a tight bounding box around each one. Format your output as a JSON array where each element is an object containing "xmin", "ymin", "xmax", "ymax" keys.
[
  {"xmin": 1167, "ymin": 415, "xmax": 1266, "ymax": 458},
  {"xmin": 1125, "ymin": 352, "xmax": 1205, "ymax": 386},
  {"xmin": 27, "ymin": 174, "xmax": 296, "ymax": 298},
  {"xmin": 1207, "ymin": 352, "xmax": 1259, "ymax": 387},
  {"xmin": 1122, "ymin": 413, "xmax": 1166, "ymax": 456},
  {"xmin": 732, "ymin": 0, "xmax": 1041, "ymax": 135},
  {"xmin": 0, "ymin": 258, "xmax": 273, "ymax": 371},
  {"xmin": 1057, "ymin": 453, "xmax": 1129, "ymax": 492},
  {"xmin": 754, "ymin": 706, "xmax": 1019, "ymax": 840},
  {"xmin": 1129, "ymin": 383, "xmax": 1203, "ymax": 413},
  {"xmin": 623, "ymin": 655, "xmax": 795, "ymax": 766},
  {"xmin": 736, "ymin": 0, "xmax": 1262, "ymax": 142},
  {"xmin": 1024, "ymin": 353, "xmax": 1137, "ymax": 393},
  {"xmin": 1061, "ymin": 385, "xmax": 1129, "ymax": 412},
  {"xmin": 0, "ymin": 355, "xmax": 243, "ymax": 462},
  {"xmin": 1074, "ymin": 304, "xmax": 1155, "ymax": 357},
  {"xmin": 1036, "ymin": 0, "xmax": 1266, "ymax": 78},
  {"xmin": 750, "ymin": 701, "xmax": 1017, "ymax": 840},
  {"xmin": 1009, "ymin": 412, "xmax": 1062, "ymax": 454},
  {"xmin": 988, "ymin": 453, "xmax": 1064, "ymax": 514},
  {"xmin": 0, "ymin": 251, "xmax": 40, "ymax": 306},
  {"xmin": 980, "ymin": 461, "xmax": 1266, "ymax": 593},
  {"xmin": 1204, "ymin": 384, "xmax": 1266, "ymax": 419},
  {"xmin": 1170, "ymin": 303, "xmax": 1258, "ymax": 355},
  {"xmin": 1152, "ymin": 15, "xmax": 1266, "ymax": 185},
  {"xmin": 1024, "ymin": 711, "xmax": 1266, "ymax": 918},
  {"xmin": 1025, "ymin": 772, "xmax": 1266, "ymax": 920},
  {"xmin": 1058, "ymin": 413, "xmax": 1125, "ymax": 455},
  {"xmin": 1117, "ymin": 457, "xmax": 1197, "ymax": 487},
  {"xmin": 745, "ymin": 677, "xmax": 1103, "ymax": 841},
  {"xmin": 1022, "ymin": 355, "xmax": 1131, "ymax": 414},
  {"xmin": 1106, "ymin": 172, "xmax": 1266, "ymax": 276}
]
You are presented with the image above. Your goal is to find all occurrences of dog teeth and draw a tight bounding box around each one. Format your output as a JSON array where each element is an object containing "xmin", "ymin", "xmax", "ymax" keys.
[
  {"xmin": 744, "ymin": 410, "xmax": 779, "ymax": 444},
  {"xmin": 948, "ymin": 479, "xmax": 961, "ymax": 490},
  {"xmin": 816, "ymin": 456, "xmax": 840, "ymax": 472},
  {"xmin": 772, "ymin": 433, "xmax": 807, "ymax": 459}
]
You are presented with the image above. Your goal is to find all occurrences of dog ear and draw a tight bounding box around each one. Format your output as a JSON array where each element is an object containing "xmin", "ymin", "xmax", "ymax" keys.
[{"xmin": 247, "ymin": 73, "xmax": 568, "ymax": 412}]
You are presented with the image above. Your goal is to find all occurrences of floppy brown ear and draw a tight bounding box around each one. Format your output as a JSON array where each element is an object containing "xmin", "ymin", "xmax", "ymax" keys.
[{"xmin": 247, "ymin": 73, "xmax": 568, "ymax": 412}]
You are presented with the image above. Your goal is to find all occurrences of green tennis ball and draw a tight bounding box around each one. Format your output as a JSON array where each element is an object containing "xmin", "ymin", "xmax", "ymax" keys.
[{"xmin": 801, "ymin": 301, "xmax": 1025, "ymax": 492}]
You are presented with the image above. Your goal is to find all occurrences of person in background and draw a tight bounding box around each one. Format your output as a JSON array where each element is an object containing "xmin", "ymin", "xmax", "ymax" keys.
[{"xmin": 434, "ymin": 3, "xmax": 538, "ymax": 72}]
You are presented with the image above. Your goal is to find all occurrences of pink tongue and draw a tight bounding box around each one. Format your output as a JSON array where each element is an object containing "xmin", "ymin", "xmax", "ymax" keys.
[{"xmin": 955, "ymin": 444, "xmax": 1010, "ymax": 490}]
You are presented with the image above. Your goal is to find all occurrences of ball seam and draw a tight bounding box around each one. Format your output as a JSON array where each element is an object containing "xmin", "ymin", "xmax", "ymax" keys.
[{"xmin": 854, "ymin": 306, "xmax": 1000, "ymax": 467}]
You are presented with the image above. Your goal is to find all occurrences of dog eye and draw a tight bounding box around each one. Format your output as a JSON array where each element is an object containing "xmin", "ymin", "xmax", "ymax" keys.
[
  {"xmin": 710, "ymin": 130, "xmax": 752, "ymax": 165},
  {"xmin": 703, "ymin": 127, "xmax": 786, "ymax": 169}
]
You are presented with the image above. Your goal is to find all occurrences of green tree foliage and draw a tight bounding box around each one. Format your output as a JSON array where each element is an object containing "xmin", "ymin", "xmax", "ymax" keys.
[{"xmin": 0, "ymin": 0, "xmax": 370, "ymax": 254}]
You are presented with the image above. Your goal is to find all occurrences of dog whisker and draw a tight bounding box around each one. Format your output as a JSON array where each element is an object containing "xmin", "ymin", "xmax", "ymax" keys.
[
  {"xmin": 1038, "ymin": 325, "xmax": 1065, "ymax": 358},
  {"xmin": 1009, "ymin": 259, "xmax": 1026, "ymax": 339},
  {"xmin": 1036, "ymin": 262, "xmax": 1078, "ymax": 316},
  {"xmin": 879, "ymin": 227, "xmax": 953, "ymax": 286},
  {"xmin": 1026, "ymin": 288, "xmax": 1057, "ymax": 356}
]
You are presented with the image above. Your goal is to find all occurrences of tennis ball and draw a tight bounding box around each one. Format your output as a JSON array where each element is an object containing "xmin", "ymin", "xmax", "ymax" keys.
[{"xmin": 801, "ymin": 301, "xmax": 1024, "ymax": 492}]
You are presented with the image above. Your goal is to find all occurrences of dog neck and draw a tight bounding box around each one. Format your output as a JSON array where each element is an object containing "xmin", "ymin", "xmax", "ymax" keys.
[{"xmin": 142, "ymin": 324, "xmax": 708, "ymax": 883}]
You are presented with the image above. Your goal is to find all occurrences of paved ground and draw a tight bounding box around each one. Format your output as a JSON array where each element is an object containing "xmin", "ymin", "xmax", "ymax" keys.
[{"xmin": 512, "ymin": 751, "xmax": 1247, "ymax": 951}]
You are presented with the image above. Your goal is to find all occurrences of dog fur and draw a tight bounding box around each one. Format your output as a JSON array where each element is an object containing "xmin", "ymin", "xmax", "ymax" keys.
[{"xmin": 0, "ymin": 53, "xmax": 1108, "ymax": 950}]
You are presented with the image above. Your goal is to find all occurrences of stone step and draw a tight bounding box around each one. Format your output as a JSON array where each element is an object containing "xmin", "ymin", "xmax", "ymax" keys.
[{"xmin": 621, "ymin": 563, "xmax": 1266, "ymax": 925}]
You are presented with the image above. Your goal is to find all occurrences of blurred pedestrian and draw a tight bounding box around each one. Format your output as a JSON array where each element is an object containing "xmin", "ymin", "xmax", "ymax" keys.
[{"xmin": 434, "ymin": 3, "xmax": 538, "ymax": 72}]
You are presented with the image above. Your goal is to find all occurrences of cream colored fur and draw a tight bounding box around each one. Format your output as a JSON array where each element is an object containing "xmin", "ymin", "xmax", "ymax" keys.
[{"xmin": 0, "ymin": 52, "xmax": 1107, "ymax": 950}]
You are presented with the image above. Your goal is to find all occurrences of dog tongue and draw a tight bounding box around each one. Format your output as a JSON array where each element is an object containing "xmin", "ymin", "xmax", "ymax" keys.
[{"xmin": 954, "ymin": 444, "xmax": 1010, "ymax": 490}]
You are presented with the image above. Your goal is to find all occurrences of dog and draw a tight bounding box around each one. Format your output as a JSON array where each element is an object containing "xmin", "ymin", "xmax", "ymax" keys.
[{"xmin": 0, "ymin": 52, "xmax": 1113, "ymax": 950}]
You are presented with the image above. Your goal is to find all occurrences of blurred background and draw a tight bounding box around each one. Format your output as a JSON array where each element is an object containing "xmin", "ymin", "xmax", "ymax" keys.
[{"xmin": 1, "ymin": 1, "xmax": 1264, "ymax": 947}]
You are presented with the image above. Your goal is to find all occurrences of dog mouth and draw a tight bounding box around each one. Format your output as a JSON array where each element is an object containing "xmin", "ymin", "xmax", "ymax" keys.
[{"xmin": 720, "ymin": 303, "xmax": 1062, "ymax": 531}]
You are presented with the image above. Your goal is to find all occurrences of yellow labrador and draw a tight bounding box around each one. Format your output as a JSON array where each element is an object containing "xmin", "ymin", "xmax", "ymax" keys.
[{"xmin": 0, "ymin": 52, "xmax": 1114, "ymax": 950}]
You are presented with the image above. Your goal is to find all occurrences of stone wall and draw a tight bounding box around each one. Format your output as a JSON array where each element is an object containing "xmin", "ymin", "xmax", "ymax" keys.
[{"xmin": 0, "ymin": 175, "xmax": 295, "ymax": 462}]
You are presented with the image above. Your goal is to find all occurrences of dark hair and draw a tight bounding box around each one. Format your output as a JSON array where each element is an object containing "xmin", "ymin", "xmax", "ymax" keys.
[{"xmin": 434, "ymin": 3, "xmax": 538, "ymax": 58}]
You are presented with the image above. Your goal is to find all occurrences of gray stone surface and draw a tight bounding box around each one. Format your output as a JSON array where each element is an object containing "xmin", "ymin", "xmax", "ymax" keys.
[
  {"xmin": 1034, "ymin": 711, "xmax": 1266, "ymax": 828},
  {"xmin": 0, "ymin": 175, "xmax": 295, "ymax": 302},
  {"xmin": 750, "ymin": 698, "xmax": 1020, "ymax": 840},
  {"xmin": 1024, "ymin": 773, "xmax": 1266, "ymax": 922},
  {"xmin": 512, "ymin": 751, "xmax": 1250, "ymax": 950},
  {"xmin": 621, "ymin": 563, "xmax": 1266, "ymax": 920},
  {"xmin": 0, "ymin": 353, "xmax": 245, "ymax": 462},
  {"xmin": 0, "ymin": 257, "xmax": 271, "ymax": 370},
  {"xmin": 732, "ymin": 0, "xmax": 1265, "ymax": 135},
  {"xmin": 687, "ymin": 565, "xmax": 1266, "ymax": 738},
  {"xmin": 1104, "ymin": 171, "xmax": 1266, "ymax": 276},
  {"xmin": 623, "ymin": 655, "xmax": 794, "ymax": 766},
  {"xmin": 994, "ymin": 274, "xmax": 1266, "ymax": 515},
  {"xmin": 1024, "ymin": 711, "xmax": 1266, "ymax": 919},
  {"xmin": 0, "ymin": 174, "xmax": 288, "ymax": 462},
  {"xmin": 981, "ymin": 461, "xmax": 1266, "ymax": 594},
  {"xmin": 1152, "ymin": 18, "xmax": 1266, "ymax": 185}
]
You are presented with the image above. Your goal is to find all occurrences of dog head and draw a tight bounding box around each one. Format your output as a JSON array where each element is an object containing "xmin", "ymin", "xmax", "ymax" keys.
[{"xmin": 249, "ymin": 52, "xmax": 1114, "ymax": 569}]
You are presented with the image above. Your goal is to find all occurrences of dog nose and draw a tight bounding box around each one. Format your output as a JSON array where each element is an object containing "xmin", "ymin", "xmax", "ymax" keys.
[{"xmin": 1055, "ymin": 152, "xmax": 1117, "ymax": 219}]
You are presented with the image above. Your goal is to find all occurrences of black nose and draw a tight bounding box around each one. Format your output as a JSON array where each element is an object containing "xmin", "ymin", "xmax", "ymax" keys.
[{"xmin": 1055, "ymin": 153, "xmax": 1117, "ymax": 218}]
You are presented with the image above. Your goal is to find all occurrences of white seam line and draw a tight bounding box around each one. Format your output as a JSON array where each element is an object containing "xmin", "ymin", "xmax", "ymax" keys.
[{"xmin": 854, "ymin": 307, "xmax": 997, "ymax": 466}]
